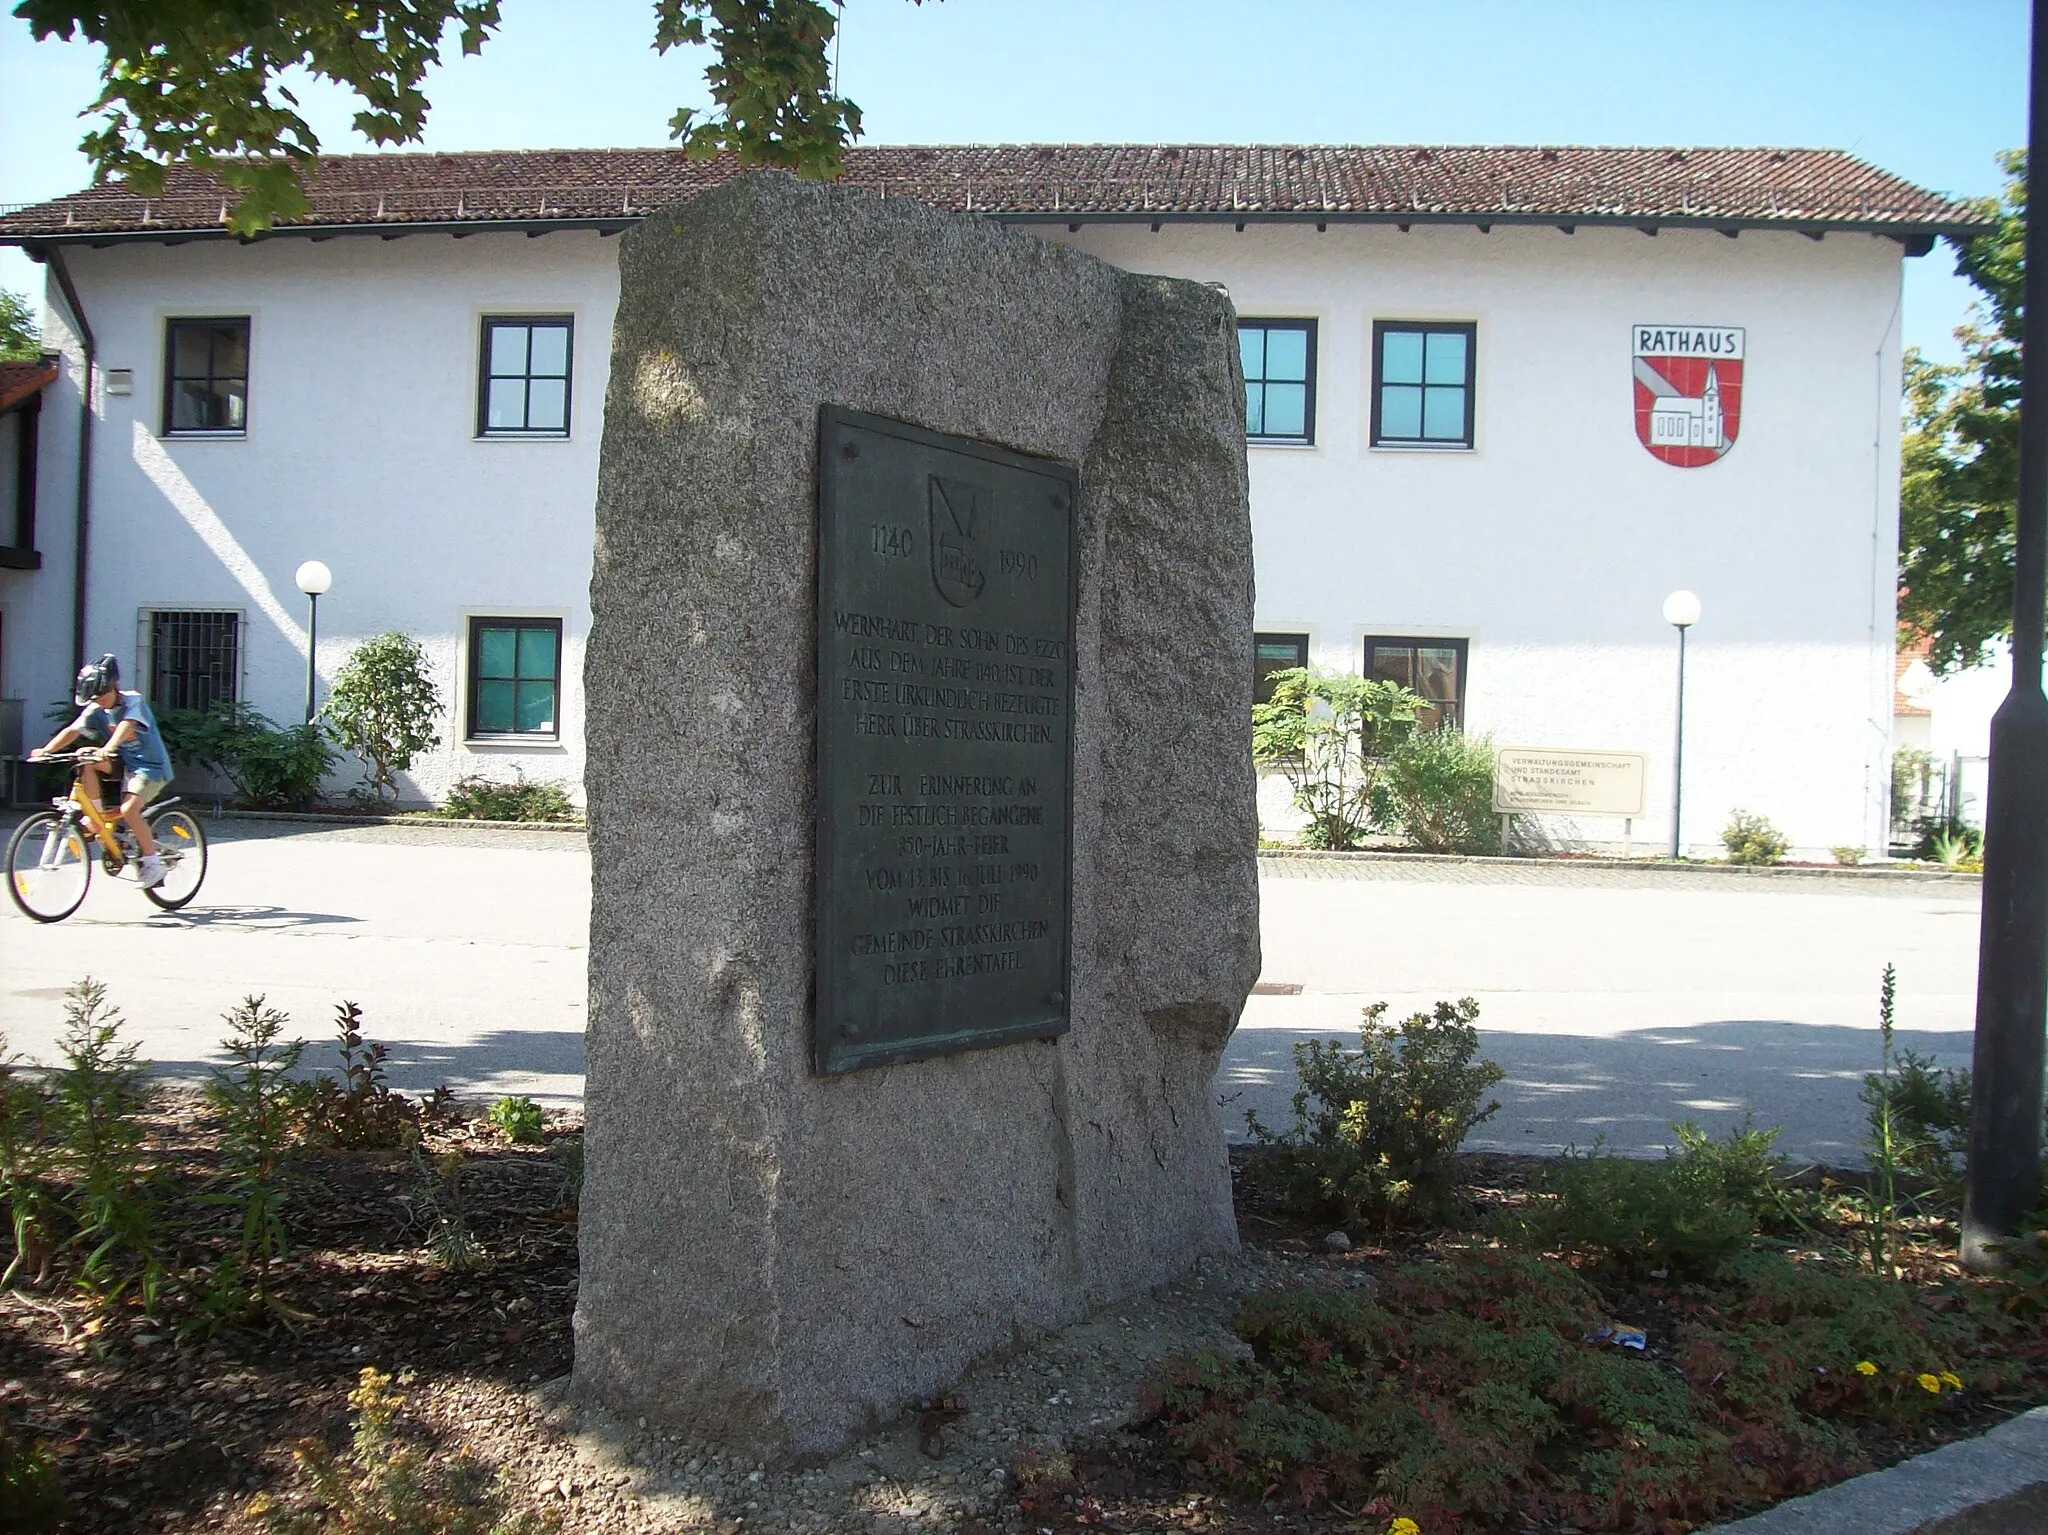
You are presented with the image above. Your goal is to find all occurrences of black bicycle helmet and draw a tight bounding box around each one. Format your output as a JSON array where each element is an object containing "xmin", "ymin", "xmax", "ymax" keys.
[{"xmin": 73, "ymin": 653, "xmax": 120, "ymax": 707}]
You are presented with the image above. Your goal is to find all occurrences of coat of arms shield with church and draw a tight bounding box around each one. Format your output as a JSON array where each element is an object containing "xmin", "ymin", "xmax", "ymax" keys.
[{"xmin": 1632, "ymin": 324, "xmax": 1744, "ymax": 467}]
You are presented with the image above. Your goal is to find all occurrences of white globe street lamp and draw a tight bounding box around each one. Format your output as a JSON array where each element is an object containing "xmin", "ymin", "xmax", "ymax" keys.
[
  {"xmin": 295, "ymin": 560, "xmax": 333, "ymax": 723},
  {"xmin": 1663, "ymin": 590, "xmax": 1701, "ymax": 859}
]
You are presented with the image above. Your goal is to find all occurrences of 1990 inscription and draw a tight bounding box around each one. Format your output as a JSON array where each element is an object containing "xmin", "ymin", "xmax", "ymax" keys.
[{"xmin": 814, "ymin": 408, "xmax": 1075, "ymax": 1074}]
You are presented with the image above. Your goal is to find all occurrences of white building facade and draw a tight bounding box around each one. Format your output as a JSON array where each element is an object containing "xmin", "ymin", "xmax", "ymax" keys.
[{"xmin": 0, "ymin": 145, "xmax": 1978, "ymax": 856}]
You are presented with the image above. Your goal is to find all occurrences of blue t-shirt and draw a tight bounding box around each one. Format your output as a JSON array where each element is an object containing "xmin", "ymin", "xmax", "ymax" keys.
[{"xmin": 75, "ymin": 690, "xmax": 174, "ymax": 781}]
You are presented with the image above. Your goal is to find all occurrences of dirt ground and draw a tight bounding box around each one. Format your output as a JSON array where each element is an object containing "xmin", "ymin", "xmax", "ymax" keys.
[{"xmin": 3, "ymin": 1103, "xmax": 2043, "ymax": 1535}]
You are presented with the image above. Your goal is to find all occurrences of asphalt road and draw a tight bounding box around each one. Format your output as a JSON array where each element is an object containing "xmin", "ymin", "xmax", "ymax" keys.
[{"xmin": 0, "ymin": 818, "xmax": 1982, "ymax": 1165}]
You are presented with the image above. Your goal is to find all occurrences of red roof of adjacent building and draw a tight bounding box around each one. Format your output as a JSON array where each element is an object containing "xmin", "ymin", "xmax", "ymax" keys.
[
  {"xmin": 0, "ymin": 144, "xmax": 1987, "ymax": 245},
  {"xmin": 0, "ymin": 358, "xmax": 57, "ymax": 413}
]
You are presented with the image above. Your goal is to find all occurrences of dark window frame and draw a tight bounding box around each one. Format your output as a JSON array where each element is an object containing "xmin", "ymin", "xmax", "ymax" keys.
[
  {"xmin": 1362, "ymin": 634, "xmax": 1470, "ymax": 732},
  {"xmin": 465, "ymin": 615, "xmax": 565, "ymax": 740},
  {"xmin": 1253, "ymin": 631, "xmax": 1310, "ymax": 704},
  {"xmin": 145, "ymin": 608, "xmax": 242, "ymax": 713},
  {"xmin": 476, "ymin": 315, "xmax": 575, "ymax": 439},
  {"xmin": 1238, "ymin": 318, "xmax": 1319, "ymax": 446},
  {"xmin": 1371, "ymin": 320, "xmax": 1477, "ymax": 449},
  {"xmin": 161, "ymin": 316, "xmax": 252, "ymax": 437}
]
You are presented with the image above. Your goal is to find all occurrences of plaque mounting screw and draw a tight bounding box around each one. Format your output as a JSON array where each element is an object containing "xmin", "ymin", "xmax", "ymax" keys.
[
  {"xmin": 841, "ymin": 442, "xmax": 860, "ymax": 461},
  {"xmin": 1052, "ymin": 492, "xmax": 1069, "ymax": 509},
  {"xmin": 1046, "ymin": 990, "xmax": 1066, "ymax": 1007}
]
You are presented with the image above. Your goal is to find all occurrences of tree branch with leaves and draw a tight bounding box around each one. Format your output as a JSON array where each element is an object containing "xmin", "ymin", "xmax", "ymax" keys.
[{"xmin": 16, "ymin": 0, "xmax": 913, "ymax": 236}]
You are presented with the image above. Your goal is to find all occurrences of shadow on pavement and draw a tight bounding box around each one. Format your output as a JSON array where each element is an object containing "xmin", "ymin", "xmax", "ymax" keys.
[
  {"xmin": 1220, "ymin": 1017, "xmax": 1973, "ymax": 1168},
  {"xmin": 139, "ymin": 1029, "xmax": 588, "ymax": 1107},
  {"xmin": 141, "ymin": 904, "xmax": 365, "ymax": 929}
]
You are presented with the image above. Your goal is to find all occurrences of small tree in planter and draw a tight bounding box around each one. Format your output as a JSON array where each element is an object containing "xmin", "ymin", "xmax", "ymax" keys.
[
  {"xmin": 324, "ymin": 634, "xmax": 443, "ymax": 804},
  {"xmin": 1252, "ymin": 667, "xmax": 1422, "ymax": 849}
]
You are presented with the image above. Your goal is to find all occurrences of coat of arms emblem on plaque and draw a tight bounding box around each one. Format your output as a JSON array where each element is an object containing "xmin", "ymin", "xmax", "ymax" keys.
[
  {"xmin": 1632, "ymin": 324, "xmax": 1744, "ymax": 467},
  {"xmin": 929, "ymin": 475, "xmax": 989, "ymax": 606}
]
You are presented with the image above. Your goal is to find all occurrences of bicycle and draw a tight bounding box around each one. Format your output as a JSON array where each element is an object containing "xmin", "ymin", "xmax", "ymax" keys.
[{"xmin": 5, "ymin": 751, "xmax": 208, "ymax": 922}]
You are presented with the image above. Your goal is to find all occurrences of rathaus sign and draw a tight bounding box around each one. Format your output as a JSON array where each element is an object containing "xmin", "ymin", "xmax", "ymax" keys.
[{"xmin": 1632, "ymin": 324, "xmax": 1745, "ymax": 468}]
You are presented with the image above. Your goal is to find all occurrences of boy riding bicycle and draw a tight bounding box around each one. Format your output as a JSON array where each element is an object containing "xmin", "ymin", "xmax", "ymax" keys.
[{"xmin": 29, "ymin": 654, "xmax": 174, "ymax": 888}]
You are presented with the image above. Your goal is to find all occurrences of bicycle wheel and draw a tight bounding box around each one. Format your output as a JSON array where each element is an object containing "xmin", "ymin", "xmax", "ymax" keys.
[
  {"xmin": 5, "ymin": 811, "xmax": 93, "ymax": 923},
  {"xmin": 143, "ymin": 808, "xmax": 207, "ymax": 911}
]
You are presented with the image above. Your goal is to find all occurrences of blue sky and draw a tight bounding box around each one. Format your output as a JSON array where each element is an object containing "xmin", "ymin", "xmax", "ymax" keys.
[{"xmin": 0, "ymin": 0, "xmax": 2027, "ymax": 360}]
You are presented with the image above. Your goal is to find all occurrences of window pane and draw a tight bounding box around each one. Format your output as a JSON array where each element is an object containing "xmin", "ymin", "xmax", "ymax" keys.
[
  {"xmin": 516, "ymin": 624, "xmax": 558, "ymax": 681},
  {"xmin": 1256, "ymin": 640, "xmax": 1306, "ymax": 665},
  {"xmin": 487, "ymin": 378, "xmax": 527, "ymax": 431},
  {"xmin": 171, "ymin": 381, "xmax": 210, "ymax": 432},
  {"xmin": 172, "ymin": 326, "xmax": 211, "ymax": 378},
  {"xmin": 1380, "ymin": 330, "xmax": 1424, "ymax": 384},
  {"xmin": 526, "ymin": 377, "xmax": 568, "ymax": 432},
  {"xmin": 1422, "ymin": 386, "xmax": 1467, "ymax": 441},
  {"xmin": 478, "ymin": 627, "xmax": 518, "ymax": 678},
  {"xmin": 489, "ymin": 324, "xmax": 529, "ymax": 377},
  {"xmin": 1423, "ymin": 330, "xmax": 1467, "ymax": 385},
  {"xmin": 1238, "ymin": 327, "xmax": 1265, "ymax": 381},
  {"xmin": 1380, "ymin": 384, "xmax": 1423, "ymax": 439},
  {"xmin": 527, "ymin": 324, "xmax": 569, "ymax": 377},
  {"xmin": 211, "ymin": 324, "xmax": 249, "ymax": 379},
  {"xmin": 215, "ymin": 380, "xmax": 247, "ymax": 431},
  {"xmin": 1263, "ymin": 327, "xmax": 1308, "ymax": 382},
  {"xmin": 1370, "ymin": 648, "xmax": 1415, "ymax": 688},
  {"xmin": 514, "ymin": 680, "xmax": 557, "ymax": 733},
  {"xmin": 475, "ymin": 679, "xmax": 515, "ymax": 733},
  {"xmin": 1262, "ymin": 382, "xmax": 1307, "ymax": 438},
  {"xmin": 1417, "ymin": 648, "xmax": 1460, "ymax": 701},
  {"xmin": 1243, "ymin": 381, "xmax": 1265, "ymax": 437}
]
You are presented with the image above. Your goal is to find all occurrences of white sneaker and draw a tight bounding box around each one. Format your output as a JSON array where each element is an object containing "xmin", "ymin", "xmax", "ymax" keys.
[{"xmin": 136, "ymin": 854, "xmax": 167, "ymax": 889}]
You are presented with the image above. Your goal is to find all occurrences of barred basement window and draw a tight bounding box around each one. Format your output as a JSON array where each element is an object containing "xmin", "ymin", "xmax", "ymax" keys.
[
  {"xmin": 467, "ymin": 617, "xmax": 562, "ymax": 738},
  {"xmin": 147, "ymin": 610, "xmax": 241, "ymax": 711}
]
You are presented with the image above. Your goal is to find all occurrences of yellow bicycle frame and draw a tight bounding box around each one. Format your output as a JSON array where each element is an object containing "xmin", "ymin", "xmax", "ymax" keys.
[{"xmin": 65, "ymin": 774, "xmax": 136, "ymax": 867}]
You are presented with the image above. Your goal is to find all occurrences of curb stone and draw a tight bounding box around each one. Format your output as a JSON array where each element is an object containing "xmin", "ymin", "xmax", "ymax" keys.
[
  {"xmin": 203, "ymin": 808, "xmax": 586, "ymax": 834},
  {"xmin": 1706, "ymin": 1405, "xmax": 2048, "ymax": 1533},
  {"xmin": 1257, "ymin": 848, "xmax": 1981, "ymax": 884}
]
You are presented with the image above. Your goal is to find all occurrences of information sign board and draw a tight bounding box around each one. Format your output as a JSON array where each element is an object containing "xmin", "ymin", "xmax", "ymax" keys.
[{"xmin": 1493, "ymin": 747, "xmax": 1648, "ymax": 816}]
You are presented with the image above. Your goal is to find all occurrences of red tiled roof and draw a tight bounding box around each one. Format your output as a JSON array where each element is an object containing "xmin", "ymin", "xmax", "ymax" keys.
[
  {"xmin": 0, "ymin": 358, "xmax": 57, "ymax": 413},
  {"xmin": 0, "ymin": 144, "xmax": 1986, "ymax": 243}
]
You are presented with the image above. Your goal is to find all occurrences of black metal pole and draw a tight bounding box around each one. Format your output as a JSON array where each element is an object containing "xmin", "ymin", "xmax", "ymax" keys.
[
  {"xmin": 1963, "ymin": 0, "xmax": 2048, "ymax": 1269},
  {"xmin": 304, "ymin": 592, "xmax": 319, "ymax": 724},
  {"xmin": 1670, "ymin": 625, "xmax": 1688, "ymax": 860}
]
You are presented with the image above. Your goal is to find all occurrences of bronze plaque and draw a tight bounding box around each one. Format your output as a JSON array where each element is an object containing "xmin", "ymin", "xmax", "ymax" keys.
[{"xmin": 814, "ymin": 406, "xmax": 1076, "ymax": 1074}]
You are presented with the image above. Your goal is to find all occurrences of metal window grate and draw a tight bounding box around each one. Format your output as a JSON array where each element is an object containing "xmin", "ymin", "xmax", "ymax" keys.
[{"xmin": 148, "ymin": 611, "xmax": 240, "ymax": 711}]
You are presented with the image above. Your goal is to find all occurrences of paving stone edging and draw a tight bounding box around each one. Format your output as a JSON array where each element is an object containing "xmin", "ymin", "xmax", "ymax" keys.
[
  {"xmin": 205, "ymin": 808, "xmax": 587, "ymax": 834},
  {"xmin": 1706, "ymin": 1405, "xmax": 2048, "ymax": 1533},
  {"xmin": 1258, "ymin": 848, "xmax": 1982, "ymax": 883}
]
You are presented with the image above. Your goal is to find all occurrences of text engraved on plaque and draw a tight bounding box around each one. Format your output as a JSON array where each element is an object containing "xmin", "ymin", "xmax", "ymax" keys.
[{"xmin": 814, "ymin": 407, "xmax": 1077, "ymax": 1074}]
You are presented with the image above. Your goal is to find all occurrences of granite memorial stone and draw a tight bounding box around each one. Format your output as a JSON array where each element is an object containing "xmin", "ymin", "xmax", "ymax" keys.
[{"xmin": 575, "ymin": 172, "xmax": 1258, "ymax": 1458}]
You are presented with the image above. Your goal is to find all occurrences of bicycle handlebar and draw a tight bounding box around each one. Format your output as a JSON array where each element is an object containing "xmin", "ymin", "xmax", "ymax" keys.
[{"xmin": 26, "ymin": 750, "xmax": 107, "ymax": 766}]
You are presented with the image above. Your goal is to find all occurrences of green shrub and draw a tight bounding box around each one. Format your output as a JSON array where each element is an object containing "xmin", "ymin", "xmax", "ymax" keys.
[
  {"xmin": 250, "ymin": 1367, "xmax": 552, "ymax": 1533},
  {"xmin": 1831, "ymin": 845, "xmax": 1866, "ymax": 866},
  {"xmin": 1252, "ymin": 668, "xmax": 1421, "ymax": 849},
  {"xmin": 0, "ymin": 1410, "xmax": 61, "ymax": 1532},
  {"xmin": 1149, "ymin": 1250, "xmax": 1739, "ymax": 1528},
  {"xmin": 1722, "ymin": 809, "xmax": 1789, "ymax": 866},
  {"xmin": 1672, "ymin": 1118, "xmax": 1803, "ymax": 1233},
  {"xmin": 1247, "ymin": 998, "xmax": 1504, "ymax": 1227},
  {"xmin": 1384, "ymin": 729, "xmax": 1500, "ymax": 854},
  {"xmin": 414, "ymin": 1150, "xmax": 483, "ymax": 1272},
  {"xmin": 158, "ymin": 700, "xmax": 336, "ymax": 809},
  {"xmin": 304, "ymin": 1003, "xmax": 419, "ymax": 1151},
  {"xmin": 1501, "ymin": 1141, "xmax": 1759, "ymax": 1277},
  {"xmin": 50, "ymin": 979, "xmax": 160, "ymax": 1309},
  {"xmin": 324, "ymin": 633, "xmax": 444, "ymax": 804},
  {"xmin": 198, "ymin": 996, "xmax": 308, "ymax": 1325},
  {"xmin": 1862, "ymin": 1047, "xmax": 1970, "ymax": 1189},
  {"xmin": 444, "ymin": 771, "xmax": 576, "ymax": 823},
  {"xmin": 488, "ymin": 1095, "xmax": 546, "ymax": 1145},
  {"xmin": 0, "ymin": 1033, "xmax": 55, "ymax": 1289}
]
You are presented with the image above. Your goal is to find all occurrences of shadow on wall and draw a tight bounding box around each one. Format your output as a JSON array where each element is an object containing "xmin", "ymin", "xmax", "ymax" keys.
[
  {"xmin": 137, "ymin": 1028, "xmax": 588, "ymax": 1108},
  {"xmin": 1218, "ymin": 1017, "xmax": 1972, "ymax": 1169}
]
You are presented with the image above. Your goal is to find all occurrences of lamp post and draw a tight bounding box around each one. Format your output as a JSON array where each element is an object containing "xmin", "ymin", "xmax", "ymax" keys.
[
  {"xmin": 1663, "ymin": 589, "xmax": 1702, "ymax": 860},
  {"xmin": 294, "ymin": 560, "xmax": 332, "ymax": 724}
]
